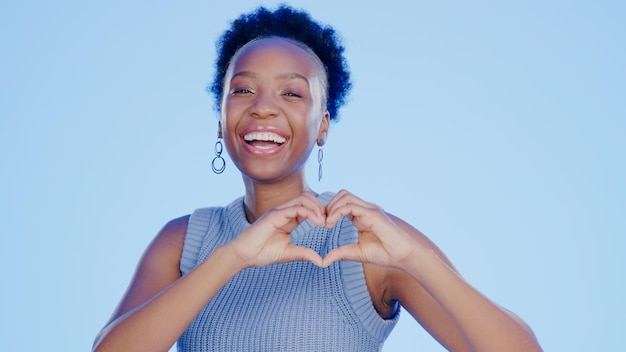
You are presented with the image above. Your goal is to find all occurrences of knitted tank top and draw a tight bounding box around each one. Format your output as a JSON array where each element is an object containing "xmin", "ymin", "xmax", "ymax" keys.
[{"xmin": 177, "ymin": 192, "xmax": 399, "ymax": 351}]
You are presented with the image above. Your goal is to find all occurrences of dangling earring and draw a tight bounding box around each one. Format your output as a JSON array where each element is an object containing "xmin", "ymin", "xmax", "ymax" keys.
[
  {"xmin": 212, "ymin": 128, "xmax": 225, "ymax": 174},
  {"xmin": 317, "ymin": 139, "xmax": 325, "ymax": 181}
]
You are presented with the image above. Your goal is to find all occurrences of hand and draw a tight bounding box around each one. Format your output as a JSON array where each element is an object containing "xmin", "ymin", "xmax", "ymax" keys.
[
  {"xmin": 323, "ymin": 190, "xmax": 423, "ymax": 269},
  {"xmin": 226, "ymin": 192, "xmax": 326, "ymax": 268}
]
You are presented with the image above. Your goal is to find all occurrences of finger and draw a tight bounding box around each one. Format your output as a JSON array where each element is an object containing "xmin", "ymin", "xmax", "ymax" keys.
[
  {"xmin": 321, "ymin": 244, "xmax": 362, "ymax": 267},
  {"xmin": 325, "ymin": 202, "xmax": 378, "ymax": 230},
  {"xmin": 325, "ymin": 189, "xmax": 356, "ymax": 212},
  {"xmin": 262, "ymin": 204, "xmax": 326, "ymax": 232},
  {"xmin": 326, "ymin": 189, "xmax": 374, "ymax": 211},
  {"xmin": 281, "ymin": 245, "xmax": 324, "ymax": 267},
  {"xmin": 300, "ymin": 192, "xmax": 326, "ymax": 221},
  {"xmin": 273, "ymin": 192, "xmax": 326, "ymax": 224},
  {"xmin": 325, "ymin": 190, "xmax": 379, "ymax": 226}
]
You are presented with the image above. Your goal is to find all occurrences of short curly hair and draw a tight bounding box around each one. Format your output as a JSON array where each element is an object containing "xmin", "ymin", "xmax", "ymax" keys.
[{"xmin": 210, "ymin": 4, "xmax": 352, "ymax": 121}]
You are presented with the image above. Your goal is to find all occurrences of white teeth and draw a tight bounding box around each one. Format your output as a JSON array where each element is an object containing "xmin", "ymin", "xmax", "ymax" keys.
[{"xmin": 243, "ymin": 132, "xmax": 286, "ymax": 144}]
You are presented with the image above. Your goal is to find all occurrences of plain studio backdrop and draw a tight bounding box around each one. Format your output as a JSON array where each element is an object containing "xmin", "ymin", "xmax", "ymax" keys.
[{"xmin": 1, "ymin": 1, "xmax": 624, "ymax": 351}]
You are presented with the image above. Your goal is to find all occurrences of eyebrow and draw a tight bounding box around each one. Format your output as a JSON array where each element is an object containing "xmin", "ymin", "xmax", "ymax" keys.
[
  {"xmin": 231, "ymin": 71, "xmax": 259, "ymax": 80},
  {"xmin": 231, "ymin": 71, "xmax": 310, "ymax": 86},
  {"xmin": 277, "ymin": 72, "xmax": 310, "ymax": 85}
]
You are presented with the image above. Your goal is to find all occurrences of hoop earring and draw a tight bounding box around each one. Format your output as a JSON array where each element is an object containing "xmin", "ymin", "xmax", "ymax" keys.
[
  {"xmin": 212, "ymin": 139, "xmax": 226, "ymax": 174},
  {"xmin": 317, "ymin": 140, "xmax": 325, "ymax": 181}
]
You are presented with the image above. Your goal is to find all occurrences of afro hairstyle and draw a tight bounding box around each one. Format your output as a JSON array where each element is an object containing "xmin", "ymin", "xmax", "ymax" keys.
[{"xmin": 210, "ymin": 4, "xmax": 352, "ymax": 121}]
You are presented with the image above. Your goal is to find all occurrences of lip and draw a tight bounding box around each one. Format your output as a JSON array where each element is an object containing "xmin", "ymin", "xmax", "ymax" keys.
[{"xmin": 239, "ymin": 126, "xmax": 289, "ymax": 156}]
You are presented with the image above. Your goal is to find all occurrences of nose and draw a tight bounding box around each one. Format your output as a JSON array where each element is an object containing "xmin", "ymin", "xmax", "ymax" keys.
[{"xmin": 250, "ymin": 90, "xmax": 279, "ymax": 118}]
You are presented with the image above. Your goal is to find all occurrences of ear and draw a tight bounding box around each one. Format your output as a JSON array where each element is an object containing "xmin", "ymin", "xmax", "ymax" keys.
[{"xmin": 317, "ymin": 111, "xmax": 330, "ymax": 146}]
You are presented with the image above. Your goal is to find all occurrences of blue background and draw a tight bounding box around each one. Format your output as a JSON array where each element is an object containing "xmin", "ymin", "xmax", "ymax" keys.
[{"xmin": 1, "ymin": 1, "xmax": 624, "ymax": 351}]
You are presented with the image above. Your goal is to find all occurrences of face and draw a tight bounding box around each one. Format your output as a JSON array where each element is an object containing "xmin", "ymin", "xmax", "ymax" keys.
[{"xmin": 220, "ymin": 37, "xmax": 330, "ymax": 184}]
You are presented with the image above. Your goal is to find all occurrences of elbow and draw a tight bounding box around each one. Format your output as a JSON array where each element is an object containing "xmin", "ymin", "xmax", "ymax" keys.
[{"xmin": 506, "ymin": 311, "xmax": 543, "ymax": 352}]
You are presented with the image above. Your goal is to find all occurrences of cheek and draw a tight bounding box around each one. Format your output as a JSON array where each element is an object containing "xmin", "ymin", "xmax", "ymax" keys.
[
  {"xmin": 221, "ymin": 98, "xmax": 242, "ymax": 128},
  {"xmin": 220, "ymin": 111, "xmax": 239, "ymax": 153},
  {"xmin": 223, "ymin": 97, "xmax": 240, "ymax": 116},
  {"xmin": 302, "ymin": 115, "xmax": 323, "ymax": 143}
]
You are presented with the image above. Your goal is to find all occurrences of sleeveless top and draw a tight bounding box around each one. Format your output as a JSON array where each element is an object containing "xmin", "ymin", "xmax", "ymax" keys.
[{"xmin": 177, "ymin": 192, "xmax": 399, "ymax": 351}]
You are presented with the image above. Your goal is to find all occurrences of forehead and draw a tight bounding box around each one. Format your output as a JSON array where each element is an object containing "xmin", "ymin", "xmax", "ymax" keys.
[{"xmin": 229, "ymin": 38, "xmax": 322, "ymax": 77}]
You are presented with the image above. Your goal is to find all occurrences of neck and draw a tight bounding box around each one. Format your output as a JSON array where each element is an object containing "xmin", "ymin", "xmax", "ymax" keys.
[{"xmin": 242, "ymin": 176, "xmax": 316, "ymax": 223}]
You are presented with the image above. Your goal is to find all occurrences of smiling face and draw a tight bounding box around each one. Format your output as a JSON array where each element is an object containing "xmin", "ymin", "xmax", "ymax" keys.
[{"xmin": 220, "ymin": 37, "xmax": 330, "ymax": 184}]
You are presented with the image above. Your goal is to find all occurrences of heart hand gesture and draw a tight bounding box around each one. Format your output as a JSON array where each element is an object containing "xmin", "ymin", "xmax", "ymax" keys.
[
  {"xmin": 322, "ymin": 190, "xmax": 423, "ymax": 269},
  {"xmin": 226, "ymin": 192, "xmax": 326, "ymax": 268}
]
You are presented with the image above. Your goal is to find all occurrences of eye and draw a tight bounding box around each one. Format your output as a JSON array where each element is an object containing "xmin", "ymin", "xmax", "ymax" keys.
[
  {"xmin": 283, "ymin": 92, "xmax": 302, "ymax": 98},
  {"xmin": 230, "ymin": 87, "xmax": 253, "ymax": 95}
]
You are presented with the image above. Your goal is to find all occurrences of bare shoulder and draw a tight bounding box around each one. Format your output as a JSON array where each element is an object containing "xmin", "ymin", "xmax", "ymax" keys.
[
  {"xmin": 109, "ymin": 215, "xmax": 190, "ymax": 321},
  {"xmin": 138, "ymin": 215, "xmax": 190, "ymax": 279},
  {"xmin": 148, "ymin": 215, "xmax": 190, "ymax": 257}
]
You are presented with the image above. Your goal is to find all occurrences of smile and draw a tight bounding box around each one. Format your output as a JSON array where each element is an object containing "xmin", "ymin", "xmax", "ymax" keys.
[{"xmin": 243, "ymin": 132, "xmax": 287, "ymax": 149}]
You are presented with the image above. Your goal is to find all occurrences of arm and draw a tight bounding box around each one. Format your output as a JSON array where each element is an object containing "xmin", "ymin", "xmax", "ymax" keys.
[
  {"xmin": 388, "ymin": 216, "xmax": 541, "ymax": 352},
  {"xmin": 323, "ymin": 190, "xmax": 542, "ymax": 352},
  {"xmin": 93, "ymin": 193, "xmax": 327, "ymax": 352},
  {"xmin": 93, "ymin": 216, "xmax": 244, "ymax": 352}
]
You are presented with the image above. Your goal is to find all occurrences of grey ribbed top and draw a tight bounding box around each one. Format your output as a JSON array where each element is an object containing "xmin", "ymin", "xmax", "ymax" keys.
[{"xmin": 177, "ymin": 192, "xmax": 399, "ymax": 351}]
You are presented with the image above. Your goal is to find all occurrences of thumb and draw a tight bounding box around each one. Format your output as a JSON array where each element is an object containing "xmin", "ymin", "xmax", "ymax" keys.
[
  {"xmin": 322, "ymin": 244, "xmax": 362, "ymax": 267},
  {"xmin": 283, "ymin": 245, "xmax": 324, "ymax": 267}
]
